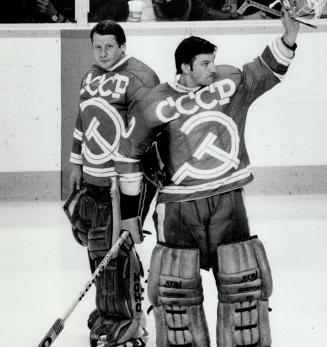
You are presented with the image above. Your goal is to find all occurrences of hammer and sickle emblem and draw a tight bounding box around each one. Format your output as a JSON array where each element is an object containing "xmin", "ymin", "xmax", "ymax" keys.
[
  {"xmin": 81, "ymin": 97, "xmax": 135, "ymax": 165},
  {"xmin": 172, "ymin": 111, "xmax": 240, "ymax": 184}
]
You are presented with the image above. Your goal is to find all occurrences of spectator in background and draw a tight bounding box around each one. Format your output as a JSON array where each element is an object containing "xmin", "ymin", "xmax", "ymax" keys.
[
  {"xmin": 0, "ymin": 0, "xmax": 73, "ymax": 23},
  {"xmin": 0, "ymin": 0, "xmax": 130, "ymax": 24},
  {"xmin": 152, "ymin": 0, "xmax": 192, "ymax": 21},
  {"xmin": 189, "ymin": 0, "xmax": 277, "ymax": 20},
  {"xmin": 32, "ymin": 0, "xmax": 129, "ymax": 23},
  {"xmin": 33, "ymin": 0, "xmax": 74, "ymax": 23},
  {"xmin": 152, "ymin": 0, "xmax": 275, "ymax": 21},
  {"xmin": 88, "ymin": 0, "xmax": 129, "ymax": 22}
]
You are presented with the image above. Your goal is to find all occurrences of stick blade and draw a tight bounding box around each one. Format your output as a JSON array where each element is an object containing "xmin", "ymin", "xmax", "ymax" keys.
[{"xmin": 37, "ymin": 318, "xmax": 64, "ymax": 347}]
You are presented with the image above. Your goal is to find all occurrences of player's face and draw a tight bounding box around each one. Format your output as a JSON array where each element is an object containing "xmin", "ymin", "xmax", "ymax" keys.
[
  {"xmin": 188, "ymin": 53, "xmax": 216, "ymax": 87},
  {"xmin": 92, "ymin": 33, "xmax": 126, "ymax": 70}
]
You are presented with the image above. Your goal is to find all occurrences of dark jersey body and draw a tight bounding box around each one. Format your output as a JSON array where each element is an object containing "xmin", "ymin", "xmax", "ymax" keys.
[
  {"xmin": 70, "ymin": 56, "xmax": 160, "ymax": 186},
  {"xmin": 119, "ymin": 38, "xmax": 295, "ymax": 203}
]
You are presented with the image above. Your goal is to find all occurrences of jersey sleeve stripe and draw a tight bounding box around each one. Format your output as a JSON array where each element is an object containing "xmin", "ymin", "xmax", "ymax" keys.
[
  {"xmin": 73, "ymin": 128, "xmax": 83, "ymax": 141},
  {"xmin": 70, "ymin": 153, "xmax": 83, "ymax": 165},
  {"xmin": 261, "ymin": 47, "xmax": 288, "ymax": 75},
  {"xmin": 261, "ymin": 37, "xmax": 294, "ymax": 79},
  {"xmin": 270, "ymin": 39, "xmax": 292, "ymax": 65}
]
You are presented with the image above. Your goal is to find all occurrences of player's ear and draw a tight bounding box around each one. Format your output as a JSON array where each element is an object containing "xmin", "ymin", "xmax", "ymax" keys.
[
  {"xmin": 181, "ymin": 62, "xmax": 191, "ymax": 74},
  {"xmin": 121, "ymin": 43, "xmax": 126, "ymax": 53}
]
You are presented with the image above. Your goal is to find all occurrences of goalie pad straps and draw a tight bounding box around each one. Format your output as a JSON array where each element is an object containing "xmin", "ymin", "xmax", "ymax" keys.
[
  {"xmin": 91, "ymin": 247, "xmax": 146, "ymax": 346},
  {"xmin": 148, "ymin": 244, "xmax": 210, "ymax": 347},
  {"xmin": 216, "ymin": 236, "xmax": 273, "ymax": 347}
]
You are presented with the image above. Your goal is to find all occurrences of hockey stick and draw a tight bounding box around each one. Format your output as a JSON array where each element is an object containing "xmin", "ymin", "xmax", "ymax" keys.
[
  {"xmin": 37, "ymin": 231, "xmax": 129, "ymax": 347},
  {"xmin": 37, "ymin": 178, "xmax": 124, "ymax": 347},
  {"xmin": 62, "ymin": 185, "xmax": 79, "ymax": 223},
  {"xmin": 62, "ymin": 183, "xmax": 87, "ymax": 223},
  {"xmin": 237, "ymin": 0, "xmax": 317, "ymax": 28}
]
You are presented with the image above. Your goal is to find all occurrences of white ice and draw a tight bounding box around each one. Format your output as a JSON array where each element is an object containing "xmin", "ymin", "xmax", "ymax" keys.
[{"xmin": 1, "ymin": 194, "xmax": 327, "ymax": 347}]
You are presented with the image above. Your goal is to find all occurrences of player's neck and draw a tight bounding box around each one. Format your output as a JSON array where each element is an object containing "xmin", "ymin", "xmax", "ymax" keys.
[
  {"xmin": 179, "ymin": 74, "xmax": 197, "ymax": 88},
  {"xmin": 177, "ymin": 74, "xmax": 200, "ymax": 91}
]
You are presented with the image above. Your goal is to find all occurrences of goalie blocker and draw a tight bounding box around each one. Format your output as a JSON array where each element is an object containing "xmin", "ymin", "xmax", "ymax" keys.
[{"xmin": 216, "ymin": 236, "xmax": 273, "ymax": 347}]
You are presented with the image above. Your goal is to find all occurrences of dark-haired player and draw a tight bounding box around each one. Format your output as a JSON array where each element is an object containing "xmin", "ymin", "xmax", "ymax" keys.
[{"xmin": 118, "ymin": 8, "xmax": 299, "ymax": 347}]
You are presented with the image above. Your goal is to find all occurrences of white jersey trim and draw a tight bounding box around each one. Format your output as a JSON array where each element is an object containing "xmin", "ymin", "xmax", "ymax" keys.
[
  {"xmin": 160, "ymin": 166, "xmax": 252, "ymax": 194},
  {"xmin": 270, "ymin": 38, "xmax": 292, "ymax": 66},
  {"xmin": 73, "ymin": 128, "xmax": 83, "ymax": 141},
  {"xmin": 276, "ymin": 37, "xmax": 295, "ymax": 59},
  {"xmin": 83, "ymin": 166, "xmax": 116, "ymax": 177},
  {"xmin": 107, "ymin": 55, "xmax": 131, "ymax": 71},
  {"xmin": 119, "ymin": 172, "xmax": 143, "ymax": 181},
  {"xmin": 259, "ymin": 56, "xmax": 284, "ymax": 81},
  {"xmin": 168, "ymin": 76, "xmax": 201, "ymax": 94},
  {"xmin": 115, "ymin": 153, "xmax": 140, "ymax": 163},
  {"xmin": 70, "ymin": 153, "xmax": 83, "ymax": 165}
]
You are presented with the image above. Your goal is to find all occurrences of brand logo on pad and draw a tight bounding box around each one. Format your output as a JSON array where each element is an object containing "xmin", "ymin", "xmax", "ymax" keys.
[
  {"xmin": 133, "ymin": 272, "xmax": 143, "ymax": 312},
  {"xmin": 242, "ymin": 271, "xmax": 258, "ymax": 283},
  {"xmin": 165, "ymin": 280, "xmax": 182, "ymax": 288}
]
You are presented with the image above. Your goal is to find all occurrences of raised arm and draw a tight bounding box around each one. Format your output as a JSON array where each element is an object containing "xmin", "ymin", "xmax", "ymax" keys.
[{"xmin": 281, "ymin": 6, "xmax": 301, "ymax": 49}]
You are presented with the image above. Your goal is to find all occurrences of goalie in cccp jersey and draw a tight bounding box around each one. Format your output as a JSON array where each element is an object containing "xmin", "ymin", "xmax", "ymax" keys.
[
  {"xmin": 69, "ymin": 20, "xmax": 159, "ymax": 347},
  {"xmin": 117, "ymin": 8, "xmax": 300, "ymax": 347}
]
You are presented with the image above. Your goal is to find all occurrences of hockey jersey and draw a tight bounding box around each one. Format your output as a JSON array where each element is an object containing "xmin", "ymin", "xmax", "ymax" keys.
[
  {"xmin": 118, "ymin": 37, "xmax": 296, "ymax": 203},
  {"xmin": 70, "ymin": 56, "xmax": 160, "ymax": 186}
]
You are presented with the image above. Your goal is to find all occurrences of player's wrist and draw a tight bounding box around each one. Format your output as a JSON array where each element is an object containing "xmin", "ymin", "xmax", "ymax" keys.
[{"xmin": 281, "ymin": 35, "xmax": 297, "ymax": 51}]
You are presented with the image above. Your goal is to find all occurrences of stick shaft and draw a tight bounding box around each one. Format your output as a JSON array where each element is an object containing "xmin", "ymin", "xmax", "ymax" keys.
[{"xmin": 62, "ymin": 230, "xmax": 129, "ymax": 321}]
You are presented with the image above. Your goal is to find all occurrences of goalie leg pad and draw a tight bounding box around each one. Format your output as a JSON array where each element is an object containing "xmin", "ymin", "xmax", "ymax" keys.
[
  {"xmin": 70, "ymin": 190, "xmax": 115, "ymax": 257},
  {"xmin": 148, "ymin": 243, "xmax": 210, "ymax": 347},
  {"xmin": 216, "ymin": 236, "xmax": 273, "ymax": 347},
  {"xmin": 86, "ymin": 198, "xmax": 115, "ymax": 260},
  {"xmin": 91, "ymin": 247, "xmax": 146, "ymax": 346},
  {"xmin": 70, "ymin": 191, "xmax": 94, "ymax": 246}
]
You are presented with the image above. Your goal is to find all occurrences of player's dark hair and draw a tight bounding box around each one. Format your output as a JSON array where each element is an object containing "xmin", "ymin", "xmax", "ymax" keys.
[
  {"xmin": 175, "ymin": 36, "xmax": 217, "ymax": 74},
  {"xmin": 90, "ymin": 20, "xmax": 126, "ymax": 46}
]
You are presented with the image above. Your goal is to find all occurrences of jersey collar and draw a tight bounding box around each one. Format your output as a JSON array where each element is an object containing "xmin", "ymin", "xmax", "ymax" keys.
[
  {"xmin": 169, "ymin": 75, "xmax": 201, "ymax": 93},
  {"xmin": 107, "ymin": 54, "xmax": 131, "ymax": 71}
]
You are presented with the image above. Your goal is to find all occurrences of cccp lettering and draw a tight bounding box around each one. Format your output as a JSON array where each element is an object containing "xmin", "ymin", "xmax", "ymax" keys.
[
  {"xmin": 81, "ymin": 72, "xmax": 129, "ymax": 99},
  {"xmin": 156, "ymin": 79, "xmax": 236, "ymax": 122}
]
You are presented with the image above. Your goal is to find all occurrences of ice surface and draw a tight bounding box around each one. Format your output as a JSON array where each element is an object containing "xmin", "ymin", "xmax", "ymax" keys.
[{"xmin": 1, "ymin": 195, "xmax": 326, "ymax": 347}]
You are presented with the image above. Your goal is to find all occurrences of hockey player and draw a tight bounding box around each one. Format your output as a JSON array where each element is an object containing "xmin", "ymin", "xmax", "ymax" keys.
[
  {"xmin": 69, "ymin": 20, "xmax": 159, "ymax": 347},
  {"xmin": 118, "ymin": 7, "xmax": 300, "ymax": 347}
]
